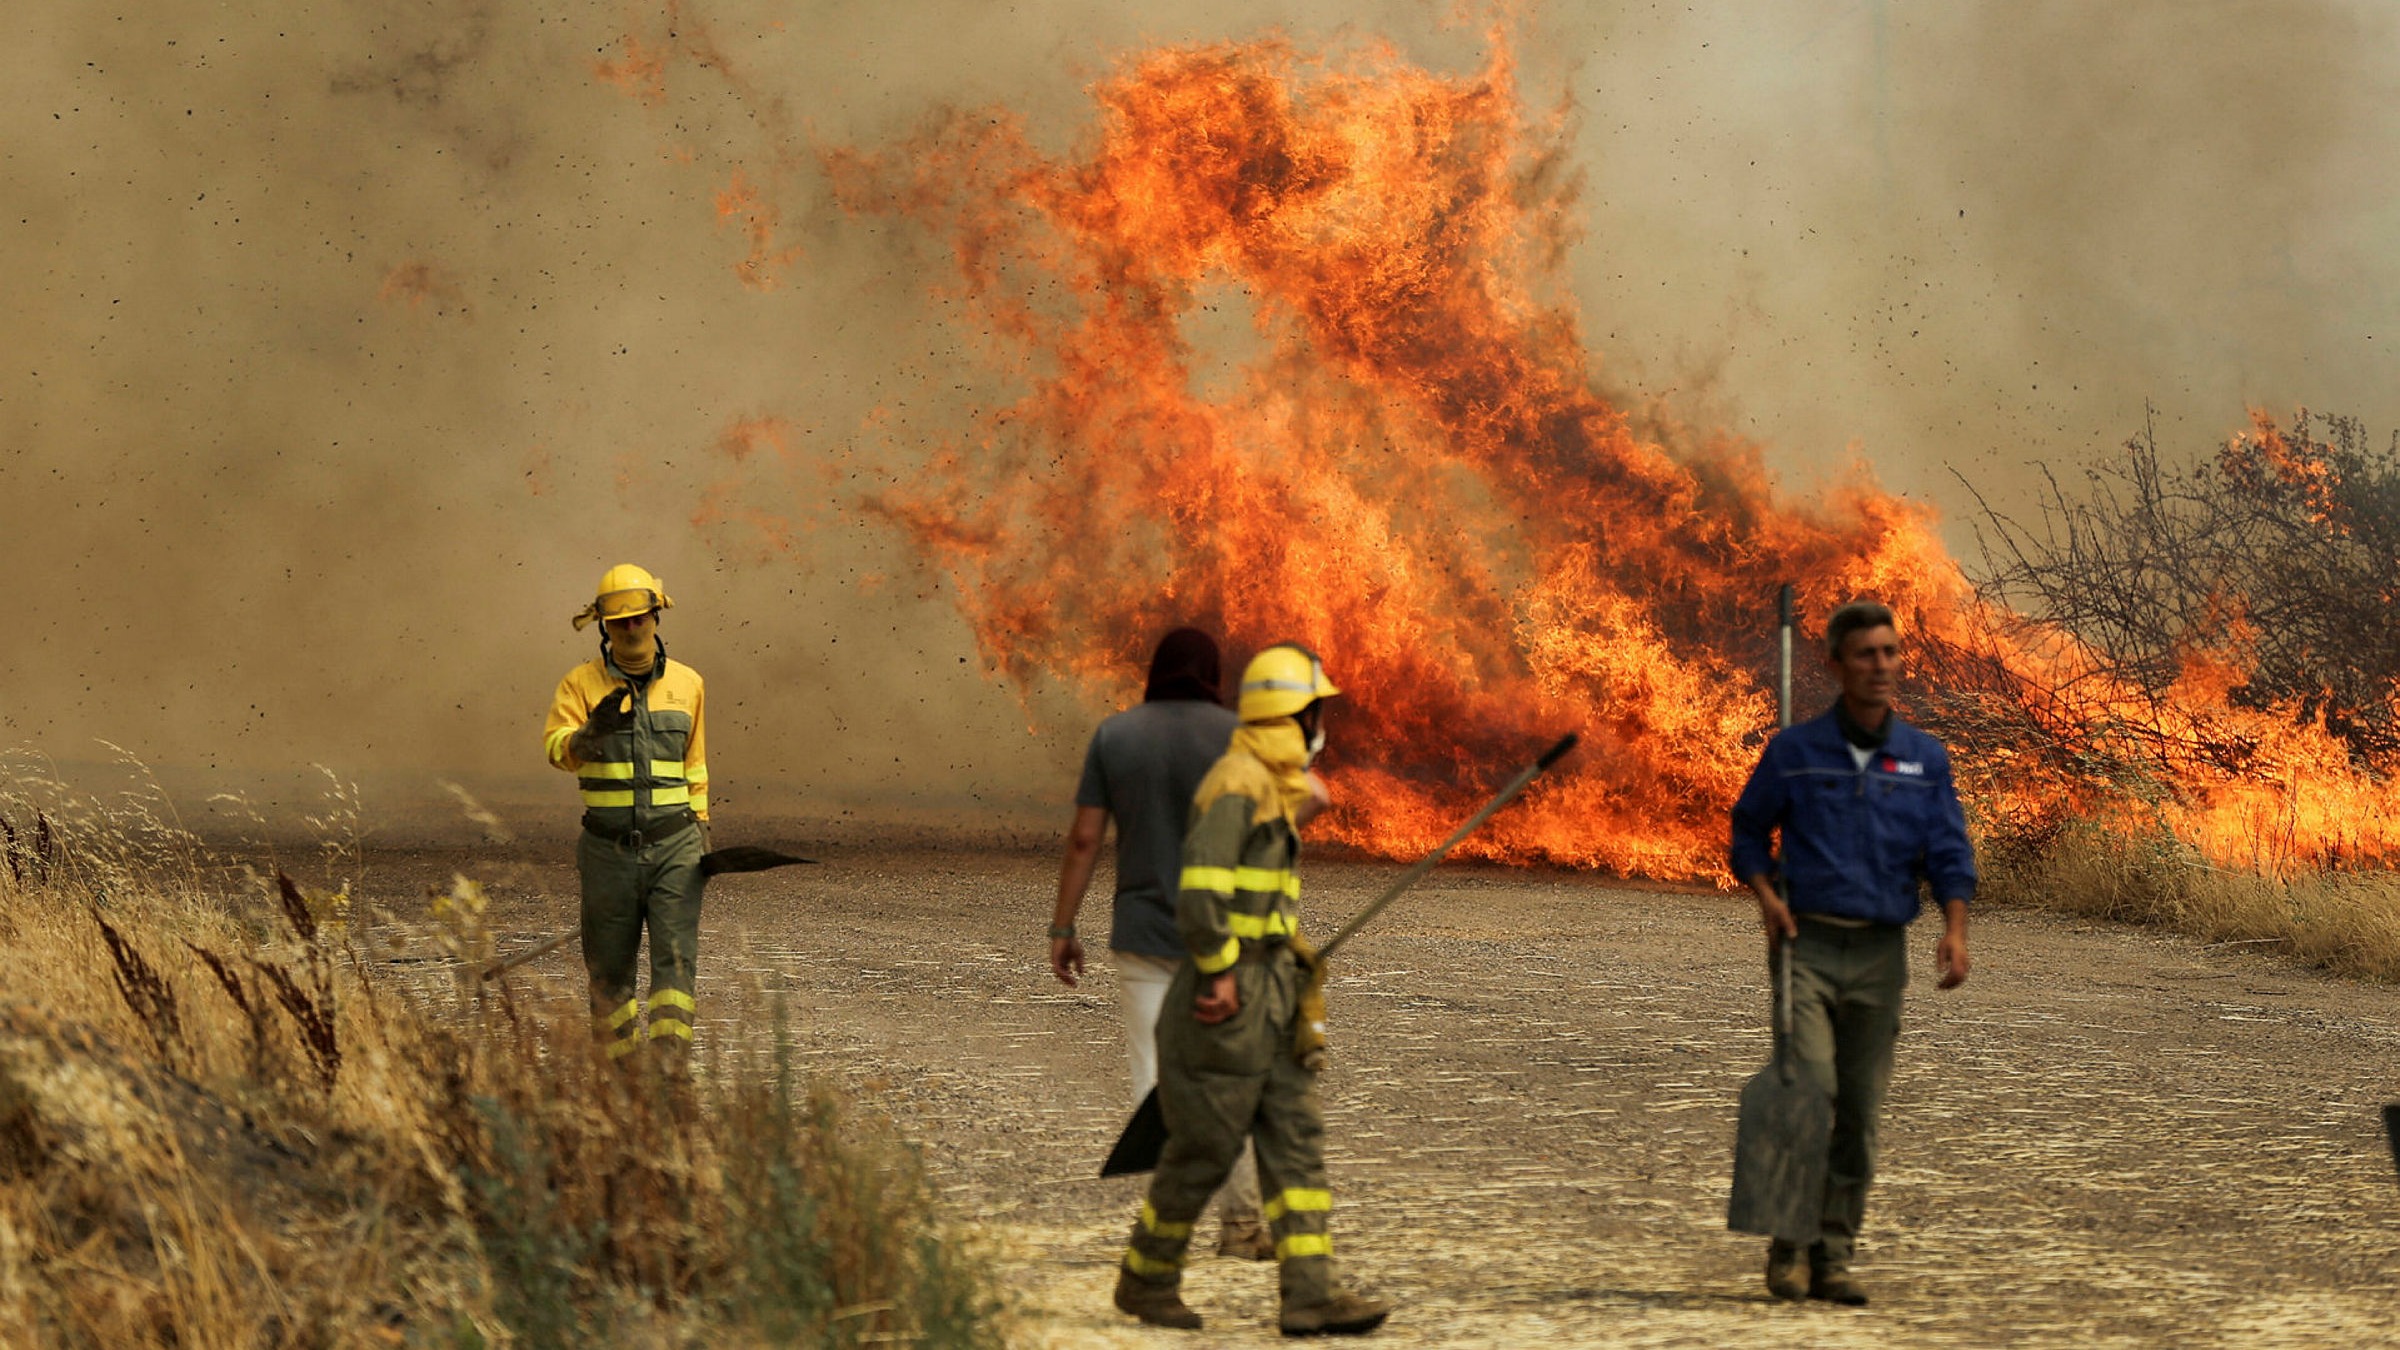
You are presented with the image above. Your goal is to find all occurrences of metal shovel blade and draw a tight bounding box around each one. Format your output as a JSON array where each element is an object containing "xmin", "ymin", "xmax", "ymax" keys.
[
  {"xmin": 1727, "ymin": 1050, "xmax": 1833, "ymax": 1243},
  {"xmin": 1100, "ymin": 1088, "xmax": 1168, "ymax": 1178},
  {"xmin": 698, "ymin": 846, "xmax": 816, "ymax": 877}
]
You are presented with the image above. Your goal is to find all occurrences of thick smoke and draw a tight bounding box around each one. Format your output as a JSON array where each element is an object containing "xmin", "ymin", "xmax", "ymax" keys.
[{"xmin": 3, "ymin": 0, "xmax": 2394, "ymax": 832}]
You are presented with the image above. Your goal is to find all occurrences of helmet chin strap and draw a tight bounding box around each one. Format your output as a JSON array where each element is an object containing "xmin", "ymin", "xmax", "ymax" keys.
[{"xmin": 1305, "ymin": 724, "xmax": 1327, "ymax": 766}]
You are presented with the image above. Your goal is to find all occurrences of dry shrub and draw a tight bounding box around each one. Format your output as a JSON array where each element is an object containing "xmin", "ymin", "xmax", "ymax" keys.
[
  {"xmin": 0, "ymin": 772, "xmax": 1002, "ymax": 1349},
  {"xmin": 1979, "ymin": 820, "xmax": 2400, "ymax": 980},
  {"xmin": 452, "ymin": 1000, "xmax": 1001, "ymax": 1350}
]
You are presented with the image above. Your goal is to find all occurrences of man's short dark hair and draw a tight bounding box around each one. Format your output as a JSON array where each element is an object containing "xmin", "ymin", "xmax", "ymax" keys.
[{"xmin": 1826, "ymin": 601, "xmax": 1897, "ymax": 658}]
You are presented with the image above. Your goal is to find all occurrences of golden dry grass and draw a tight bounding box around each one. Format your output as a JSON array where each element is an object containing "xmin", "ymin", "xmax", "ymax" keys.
[
  {"xmin": 1977, "ymin": 818, "xmax": 2400, "ymax": 980},
  {"xmin": 0, "ymin": 766, "xmax": 1004, "ymax": 1349}
]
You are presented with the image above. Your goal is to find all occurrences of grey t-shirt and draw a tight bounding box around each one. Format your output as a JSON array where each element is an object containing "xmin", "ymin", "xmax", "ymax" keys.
[{"xmin": 1074, "ymin": 699, "xmax": 1239, "ymax": 958}]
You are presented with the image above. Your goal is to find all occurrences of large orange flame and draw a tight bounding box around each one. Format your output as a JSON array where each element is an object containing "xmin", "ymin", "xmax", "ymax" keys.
[
  {"xmin": 613, "ymin": 21, "xmax": 2400, "ymax": 880},
  {"xmin": 812, "ymin": 35, "xmax": 1989, "ymax": 874}
]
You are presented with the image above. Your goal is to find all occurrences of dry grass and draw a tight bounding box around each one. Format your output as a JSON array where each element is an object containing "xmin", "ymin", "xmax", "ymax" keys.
[
  {"xmin": 1978, "ymin": 818, "xmax": 2400, "ymax": 980},
  {"xmin": 0, "ymin": 763, "xmax": 1004, "ymax": 1349}
]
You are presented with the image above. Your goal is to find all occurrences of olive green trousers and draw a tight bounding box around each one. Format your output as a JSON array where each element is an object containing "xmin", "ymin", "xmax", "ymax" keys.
[
  {"xmin": 577, "ymin": 824, "xmax": 705, "ymax": 1061},
  {"xmin": 1785, "ymin": 917, "xmax": 1907, "ymax": 1268},
  {"xmin": 1122, "ymin": 945, "xmax": 1336, "ymax": 1307}
]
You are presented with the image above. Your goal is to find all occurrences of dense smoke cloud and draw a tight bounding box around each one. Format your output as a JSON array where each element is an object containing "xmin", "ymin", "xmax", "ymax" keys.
[
  {"xmin": 3, "ymin": 1, "xmax": 2394, "ymax": 829},
  {"xmin": 1567, "ymin": 2, "xmax": 2400, "ymax": 515}
]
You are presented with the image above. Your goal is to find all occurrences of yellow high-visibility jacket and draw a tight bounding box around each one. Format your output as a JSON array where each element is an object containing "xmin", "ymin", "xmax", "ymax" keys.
[
  {"xmin": 544, "ymin": 658, "xmax": 709, "ymax": 831},
  {"xmin": 1176, "ymin": 749, "xmax": 1302, "ymax": 975}
]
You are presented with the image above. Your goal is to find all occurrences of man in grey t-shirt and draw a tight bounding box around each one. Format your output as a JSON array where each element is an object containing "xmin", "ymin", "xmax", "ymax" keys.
[{"xmin": 1047, "ymin": 628, "xmax": 1269, "ymax": 1258}]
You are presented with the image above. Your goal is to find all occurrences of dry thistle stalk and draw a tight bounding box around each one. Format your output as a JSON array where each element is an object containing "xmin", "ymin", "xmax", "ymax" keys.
[
  {"xmin": 30, "ymin": 813, "xmax": 53, "ymax": 885},
  {"xmin": 184, "ymin": 939, "xmax": 271, "ymax": 1073},
  {"xmin": 254, "ymin": 958, "xmax": 340, "ymax": 1092},
  {"xmin": 275, "ymin": 870, "xmax": 320, "ymax": 944},
  {"xmin": 92, "ymin": 910, "xmax": 182, "ymax": 1054},
  {"xmin": 428, "ymin": 875, "xmax": 496, "ymax": 987}
]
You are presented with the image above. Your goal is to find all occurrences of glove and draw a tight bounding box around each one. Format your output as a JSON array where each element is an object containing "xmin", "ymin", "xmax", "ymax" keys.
[
  {"xmin": 568, "ymin": 687, "xmax": 634, "ymax": 761},
  {"xmin": 1289, "ymin": 932, "xmax": 1329, "ymax": 1072}
]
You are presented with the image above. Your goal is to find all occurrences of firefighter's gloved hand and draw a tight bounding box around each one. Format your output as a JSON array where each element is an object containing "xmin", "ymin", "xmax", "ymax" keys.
[
  {"xmin": 569, "ymin": 688, "xmax": 634, "ymax": 760},
  {"xmin": 1290, "ymin": 933, "xmax": 1329, "ymax": 1072}
]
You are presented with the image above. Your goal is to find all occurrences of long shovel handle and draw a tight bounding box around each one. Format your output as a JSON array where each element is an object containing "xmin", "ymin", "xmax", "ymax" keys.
[
  {"xmin": 479, "ymin": 929, "xmax": 576, "ymax": 981},
  {"xmin": 1098, "ymin": 731, "xmax": 1579, "ymax": 1178},
  {"xmin": 1777, "ymin": 583, "xmax": 1795, "ymax": 731},
  {"xmin": 1771, "ymin": 584, "xmax": 1798, "ymax": 1076},
  {"xmin": 1773, "ymin": 930, "xmax": 1795, "ymax": 1074},
  {"xmin": 1318, "ymin": 733, "xmax": 1578, "ymax": 962}
]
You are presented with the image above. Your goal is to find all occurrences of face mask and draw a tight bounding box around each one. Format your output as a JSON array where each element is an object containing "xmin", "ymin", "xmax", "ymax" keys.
[
  {"xmin": 602, "ymin": 627, "xmax": 663, "ymax": 679},
  {"xmin": 1305, "ymin": 723, "xmax": 1327, "ymax": 765}
]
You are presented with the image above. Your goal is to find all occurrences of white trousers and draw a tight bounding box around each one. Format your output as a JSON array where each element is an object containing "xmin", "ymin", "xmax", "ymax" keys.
[{"xmin": 1116, "ymin": 951, "xmax": 1262, "ymax": 1220}]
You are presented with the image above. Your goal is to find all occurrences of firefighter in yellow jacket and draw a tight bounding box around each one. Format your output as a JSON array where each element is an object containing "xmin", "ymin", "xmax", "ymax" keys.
[
  {"xmin": 1115, "ymin": 643, "xmax": 1390, "ymax": 1337},
  {"xmin": 543, "ymin": 564, "xmax": 710, "ymax": 1063}
]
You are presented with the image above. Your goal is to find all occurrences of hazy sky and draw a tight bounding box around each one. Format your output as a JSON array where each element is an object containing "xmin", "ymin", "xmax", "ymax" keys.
[{"xmin": 5, "ymin": 0, "xmax": 2395, "ymax": 822}]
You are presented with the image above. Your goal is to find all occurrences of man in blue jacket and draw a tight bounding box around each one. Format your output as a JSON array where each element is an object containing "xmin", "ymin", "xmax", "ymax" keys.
[{"xmin": 1729, "ymin": 600, "xmax": 1975, "ymax": 1307}]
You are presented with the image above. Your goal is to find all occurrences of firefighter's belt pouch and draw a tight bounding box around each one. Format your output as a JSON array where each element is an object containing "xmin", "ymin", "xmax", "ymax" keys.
[
  {"xmin": 1289, "ymin": 932, "xmax": 1329, "ymax": 1072},
  {"xmin": 581, "ymin": 809, "xmax": 698, "ymax": 850}
]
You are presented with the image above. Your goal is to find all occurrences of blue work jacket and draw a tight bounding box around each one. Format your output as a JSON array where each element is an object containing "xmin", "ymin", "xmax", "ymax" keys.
[{"xmin": 1728, "ymin": 706, "xmax": 1978, "ymax": 925}]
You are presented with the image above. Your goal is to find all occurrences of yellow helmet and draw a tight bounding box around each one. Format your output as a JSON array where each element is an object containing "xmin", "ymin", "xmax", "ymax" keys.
[
  {"xmin": 571, "ymin": 563, "xmax": 675, "ymax": 630},
  {"xmin": 1236, "ymin": 642, "xmax": 1341, "ymax": 722}
]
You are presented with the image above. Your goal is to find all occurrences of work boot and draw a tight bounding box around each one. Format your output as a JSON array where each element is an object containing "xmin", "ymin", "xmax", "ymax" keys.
[
  {"xmin": 1279, "ymin": 1290, "xmax": 1390, "ymax": 1337},
  {"xmin": 1809, "ymin": 1264, "xmax": 1869, "ymax": 1307},
  {"xmin": 1764, "ymin": 1240, "xmax": 1807, "ymax": 1301},
  {"xmin": 1217, "ymin": 1213, "xmax": 1277, "ymax": 1261},
  {"xmin": 1113, "ymin": 1270, "xmax": 1202, "ymax": 1330}
]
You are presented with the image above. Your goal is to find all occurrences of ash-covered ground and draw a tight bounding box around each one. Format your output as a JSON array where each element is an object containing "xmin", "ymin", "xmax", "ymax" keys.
[{"xmin": 356, "ymin": 835, "xmax": 2400, "ymax": 1348}]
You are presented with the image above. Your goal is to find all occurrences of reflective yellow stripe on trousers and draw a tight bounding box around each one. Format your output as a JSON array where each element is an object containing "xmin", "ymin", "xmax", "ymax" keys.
[
  {"xmin": 1122, "ymin": 1248, "xmax": 1182, "ymax": 1277},
  {"xmin": 1138, "ymin": 1200, "xmax": 1191, "ymax": 1240},
  {"xmin": 1264, "ymin": 1188, "xmax": 1331, "ymax": 1222}
]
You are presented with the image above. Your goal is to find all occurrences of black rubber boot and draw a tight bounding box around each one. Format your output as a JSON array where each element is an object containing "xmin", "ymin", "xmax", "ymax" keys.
[
  {"xmin": 1114, "ymin": 1270, "xmax": 1202, "ymax": 1329},
  {"xmin": 1280, "ymin": 1290, "xmax": 1390, "ymax": 1336},
  {"xmin": 1765, "ymin": 1240, "xmax": 1808, "ymax": 1301},
  {"xmin": 1809, "ymin": 1266, "xmax": 1870, "ymax": 1306}
]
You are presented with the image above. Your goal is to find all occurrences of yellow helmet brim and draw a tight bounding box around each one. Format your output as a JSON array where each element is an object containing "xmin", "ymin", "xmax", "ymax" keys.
[{"xmin": 571, "ymin": 586, "xmax": 673, "ymax": 630}]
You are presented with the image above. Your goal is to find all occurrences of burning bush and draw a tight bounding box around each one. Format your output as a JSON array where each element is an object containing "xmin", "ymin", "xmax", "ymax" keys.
[
  {"xmin": 1943, "ymin": 409, "xmax": 2400, "ymax": 872},
  {"xmin": 1969, "ymin": 408, "xmax": 2400, "ymax": 765}
]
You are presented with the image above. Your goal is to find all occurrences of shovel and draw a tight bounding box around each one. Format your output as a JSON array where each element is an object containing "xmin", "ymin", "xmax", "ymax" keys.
[
  {"xmin": 476, "ymin": 843, "xmax": 814, "ymax": 981},
  {"xmin": 1100, "ymin": 733, "xmax": 1580, "ymax": 1177},
  {"xmin": 1726, "ymin": 931, "xmax": 1832, "ymax": 1243}
]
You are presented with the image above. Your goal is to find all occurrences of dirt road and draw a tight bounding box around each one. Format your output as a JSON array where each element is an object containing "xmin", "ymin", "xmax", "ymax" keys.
[{"xmin": 402, "ymin": 841, "xmax": 2400, "ymax": 1347}]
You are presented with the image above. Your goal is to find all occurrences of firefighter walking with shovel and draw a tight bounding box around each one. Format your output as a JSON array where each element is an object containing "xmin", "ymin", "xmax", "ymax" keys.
[
  {"xmin": 1110, "ymin": 642, "xmax": 1390, "ymax": 1336},
  {"xmin": 1110, "ymin": 640, "xmax": 1578, "ymax": 1336},
  {"xmin": 1728, "ymin": 598, "xmax": 1976, "ymax": 1305}
]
